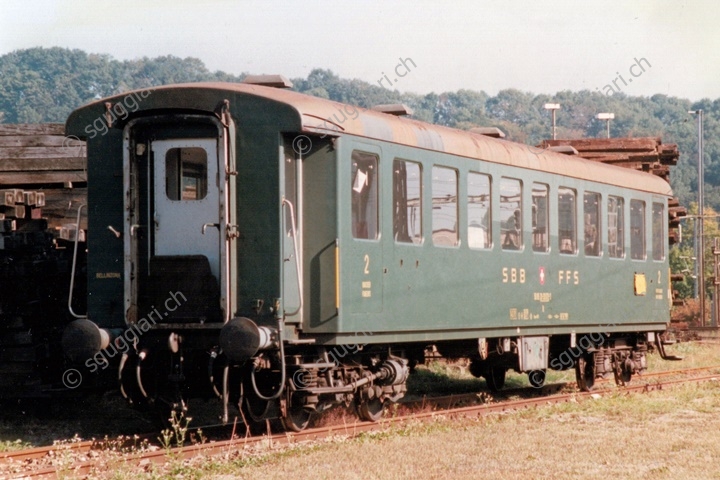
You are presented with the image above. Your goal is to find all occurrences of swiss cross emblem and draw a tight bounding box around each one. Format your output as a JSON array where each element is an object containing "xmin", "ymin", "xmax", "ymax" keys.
[{"xmin": 539, "ymin": 267, "xmax": 546, "ymax": 285}]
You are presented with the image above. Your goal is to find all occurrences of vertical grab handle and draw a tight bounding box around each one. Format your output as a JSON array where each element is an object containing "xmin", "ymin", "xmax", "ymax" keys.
[
  {"xmin": 68, "ymin": 204, "xmax": 87, "ymax": 319},
  {"xmin": 282, "ymin": 198, "xmax": 303, "ymax": 316}
]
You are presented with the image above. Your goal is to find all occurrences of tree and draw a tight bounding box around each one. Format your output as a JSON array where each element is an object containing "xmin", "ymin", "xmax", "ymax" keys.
[{"xmin": 4, "ymin": 47, "xmax": 720, "ymax": 223}]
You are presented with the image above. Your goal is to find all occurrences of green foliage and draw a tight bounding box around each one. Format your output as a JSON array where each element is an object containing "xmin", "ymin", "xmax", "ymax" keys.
[
  {"xmin": 0, "ymin": 47, "xmax": 245, "ymax": 123},
  {"xmin": 2, "ymin": 47, "xmax": 719, "ymax": 221},
  {"xmin": 670, "ymin": 202, "xmax": 720, "ymax": 299}
]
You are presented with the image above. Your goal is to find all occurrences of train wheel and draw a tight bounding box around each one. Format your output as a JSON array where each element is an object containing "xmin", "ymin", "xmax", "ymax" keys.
[
  {"xmin": 528, "ymin": 369, "xmax": 546, "ymax": 388},
  {"xmin": 612, "ymin": 356, "xmax": 632, "ymax": 386},
  {"xmin": 575, "ymin": 355, "xmax": 595, "ymax": 391},
  {"xmin": 484, "ymin": 366, "xmax": 506, "ymax": 392},
  {"xmin": 282, "ymin": 407, "xmax": 312, "ymax": 432},
  {"xmin": 281, "ymin": 394, "xmax": 313, "ymax": 432},
  {"xmin": 613, "ymin": 365, "xmax": 632, "ymax": 386},
  {"xmin": 357, "ymin": 398, "xmax": 385, "ymax": 422}
]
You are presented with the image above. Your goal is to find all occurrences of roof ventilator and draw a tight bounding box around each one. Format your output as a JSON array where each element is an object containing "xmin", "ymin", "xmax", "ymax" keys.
[
  {"xmin": 470, "ymin": 127, "xmax": 506, "ymax": 139},
  {"xmin": 547, "ymin": 145, "xmax": 579, "ymax": 155},
  {"xmin": 242, "ymin": 75, "xmax": 293, "ymax": 89},
  {"xmin": 371, "ymin": 104, "xmax": 414, "ymax": 116}
]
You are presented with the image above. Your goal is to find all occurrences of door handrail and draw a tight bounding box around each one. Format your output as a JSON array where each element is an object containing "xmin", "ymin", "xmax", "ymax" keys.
[
  {"xmin": 68, "ymin": 204, "xmax": 87, "ymax": 319},
  {"xmin": 282, "ymin": 198, "xmax": 303, "ymax": 316}
]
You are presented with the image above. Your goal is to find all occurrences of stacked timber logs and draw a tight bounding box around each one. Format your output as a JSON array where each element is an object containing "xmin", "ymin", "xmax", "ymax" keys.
[
  {"xmin": 0, "ymin": 123, "xmax": 86, "ymax": 184},
  {"xmin": 0, "ymin": 124, "xmax": 87, "ymax": 393},
  {"xmin": 539, "ymin": 137, "xmax": 686, "ymax": 245},
  {"xmin": 0, "ymin": 123, "xmax": 87, "ymax": 232},
  {"xmin": 0, "ymin": 188, "xmax": 53, "ymax": 251}
]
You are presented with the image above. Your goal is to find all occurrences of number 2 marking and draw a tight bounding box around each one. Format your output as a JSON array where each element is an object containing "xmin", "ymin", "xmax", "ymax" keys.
[{"xmin": 364, "ymin": 254, "xmax": 370, "ymax": 275}]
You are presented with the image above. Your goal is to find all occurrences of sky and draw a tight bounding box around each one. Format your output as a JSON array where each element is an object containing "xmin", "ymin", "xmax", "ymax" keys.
[{"xmin": 1, "ymin": 0, "xmax": 719, "ymax": 101}]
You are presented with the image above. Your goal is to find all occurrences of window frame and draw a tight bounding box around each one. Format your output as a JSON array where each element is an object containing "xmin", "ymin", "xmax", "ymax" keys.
[
  {"xmin": 583, "ymin": 191, "xmax": 602, "ymax": 257},
  {"xmin": 468, "ymin": 171, "xmax": 492, "ymax": 250},
  {"xmin": 652, "ymin": 201, "xmax": 665, "ymax": 261},
  {"xmin": 532, "ymin": 182, "xmax": 549, "ymax": 253},
  {"xmin": 630, "ymin": 199, "xmax": 647, "ymax": 261},
  {"xmin": 431, "ymin": 165, "xmax": 459, "ymax": 247},
  {"xmin": 500, "ymin": 177, "xmax": 523, "ymax": 251},
  {"xmin": 165, "ymin": 147, "xmax": 209, "ymax": 201},
  {"xmin": 608, "ymin": 195, "xmax": 625, "ymax": 259},
  {"xmin": 558, "ymin": 187, "xmax": 577, "ymax": 255},
  {"xmin": 393, "ymin": 158, "xmax": 423, "ymax": 245},
  {"xmin": 350, "ymin": 150, "xmax": 380, "ymax": 240}
]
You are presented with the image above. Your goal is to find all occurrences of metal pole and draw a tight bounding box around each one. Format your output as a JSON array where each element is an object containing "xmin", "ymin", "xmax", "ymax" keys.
[
  {"xmin": 695, "ymin": 110, "xmax": 705, "ymax": 326},
  {"xmin": 552, "ymin": 110, "xmax": 557, "ymax": 140},
  {"xmin": 606, "ymin": 119, "xmax": 610, "ymax": 138},
  {"xmin": 694, "ymin": 219, "xmax": 699, "ymax": 299},
  {"xmin": 710, "ymin": 237, "xmax": 720, "ymax": 327}
]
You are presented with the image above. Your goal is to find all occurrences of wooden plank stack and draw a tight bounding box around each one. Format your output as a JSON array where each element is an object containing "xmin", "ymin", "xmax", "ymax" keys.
[
  {"xmin": 0, "ymin": 123, "xmax": 87, "ymax": 232},
  {"xmin": 540, "ymin": 137, "xmax": 678, "ymax": 182},
  {"xmin": 539, "ymin": 136, "xmax": 686, "ymax": 245},
  {"xmin": 0, "ymin": 123, "xmax": 86, "ymax": 184}
]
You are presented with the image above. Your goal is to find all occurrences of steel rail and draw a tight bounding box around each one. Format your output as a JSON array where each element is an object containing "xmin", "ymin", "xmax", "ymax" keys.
[{"xmin": 8, "ymin": 365, "xmax": 720, "ymax": 479}]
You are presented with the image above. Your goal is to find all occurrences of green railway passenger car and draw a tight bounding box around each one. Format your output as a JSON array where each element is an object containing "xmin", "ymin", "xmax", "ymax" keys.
[{"xmin": 63, "ymin": 79, "xmax": 674, "ymax": 430}]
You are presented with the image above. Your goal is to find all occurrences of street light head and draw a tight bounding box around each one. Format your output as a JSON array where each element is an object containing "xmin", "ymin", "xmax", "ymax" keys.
[
  {"xmin": 688, "ymin": 110, "xmax": 702, "ymax": 115},
  {"xmin": 544, "ymin": 103, "xmax": 560, "ymax": 110},
  {"xmin": 596, "ymin": 113, "xmax": 615, "ymax": 120}
]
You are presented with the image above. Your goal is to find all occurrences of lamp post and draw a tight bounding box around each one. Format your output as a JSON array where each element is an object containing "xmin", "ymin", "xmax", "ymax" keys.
[
  {"xmin": 596, "ymin": 112, "xmax": 615, "ymax": 138},
  {"xmin": 544, "ymin": 103, "xmax": 560, "ymax": 140},
  {"xmin": 689, "ymin": 110, "xmax": 705, "ymax": 325}
]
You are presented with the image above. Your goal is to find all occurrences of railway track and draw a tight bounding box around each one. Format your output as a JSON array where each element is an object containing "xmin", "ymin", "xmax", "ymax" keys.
[{"xmin": 4, "ymin": 364, "xmax": 720, "ymax": 479}]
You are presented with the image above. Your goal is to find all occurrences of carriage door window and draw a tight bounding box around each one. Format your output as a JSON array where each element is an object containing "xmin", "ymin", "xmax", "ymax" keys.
[
  {"xmin": 583, "ymin": 192, "xmax": 601, "ymax": 257},
  {"xmin": 652, "ymin": 203, "xmax": 665, "ymax": 261},
  {"xmin": 393, "ymin": 159, "xmax": 422, "ymax": 244},
  {"xmin": 532, "ymin": 183, "xmax": 548, "ymax": 252},
  {"xmin": 500, "ymin": 178, "xmax": 522, "ymax": 251},
  {"xmin": 351, "ymin": 151, "xmax": 378, "ymax": 240},
  {"xmin": 631, "ymin": 200, "xmax": 646, "ymax": 260},
  {"xmin": 431, "ymin": 166, "xmax": 458, "ymax": 246},
  {"xmin": 558, "ymin": 187, "xmax": 577, "ymax": 254},
  {"xmin": 468, "ymin": 172, "xmax": 491, "ymax": 249},
  {"xmin": 166, "ymin": 148, "xmax": 208, "ymax": 200}
]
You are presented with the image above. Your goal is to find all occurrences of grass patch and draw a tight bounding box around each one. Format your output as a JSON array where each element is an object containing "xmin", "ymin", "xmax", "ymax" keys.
[
  {"xmin": 90, "ymin": 380, "xmax": 720, "ymax": 479},
  {"xmin": 220, "ymin": 381, "xmax": 720, "ymax": 480},
  {"xmin": 9, "ymin": 341, "xmax": 720, "ymax": 479},
  {"xmin": 0, "ymin": 439, "xmax": 30, "ymax": 452}
]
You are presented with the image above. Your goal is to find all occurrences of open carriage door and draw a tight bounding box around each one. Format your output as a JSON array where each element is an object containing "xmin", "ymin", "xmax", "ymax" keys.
[{"xmin": 124, "ymin": 117, "xmax": 234, "ymax": 326}]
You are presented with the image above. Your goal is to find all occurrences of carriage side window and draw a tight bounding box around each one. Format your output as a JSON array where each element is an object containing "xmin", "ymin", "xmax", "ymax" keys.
[
  {"xmin": 165, "ymin": 147, "xmax": 208, "ymax": 201},
  {"xmin": 393, "ymin": 159, "xmax": 422, "ymax": 244},
  {"xmin": 608, "ymin": 196, "xmax": 625, "ymax": 258},
  {"xmin": 468, "ymin": 172, "xmax": 491, "ymax": 249},
  {"xmin": 631, "ymin": 199, "xmax": 646, "ymax": 260},
  {"xmin": 351, "ymin": 150, "xmax": 378, "ymax": 240},
  {"xmin": 532, "ymin": 183, "xmax": 549, "ymax": 252},
  {"xmin": 652, "ymin": 202, "xmax": 665, "ymax": 261},
  {"xmin": 583, "ymin": 192, "xmax": 601, "ymax": 257},
  {"xmin": 432, "ymin": 166, "xmax": 458, "ymax": 246},
  {"xmin": 500, "ymin": 177, "xmax": 522, "ymax": 251},
  {"xmin": 558, "ymin": 187, "xmax": 577, "ymax": 254}
]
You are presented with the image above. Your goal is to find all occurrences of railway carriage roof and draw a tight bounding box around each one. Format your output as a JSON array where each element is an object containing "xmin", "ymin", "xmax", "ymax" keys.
[{"xmin": 68, "ymin": 82, "xmax": 672, "ymax": 196}]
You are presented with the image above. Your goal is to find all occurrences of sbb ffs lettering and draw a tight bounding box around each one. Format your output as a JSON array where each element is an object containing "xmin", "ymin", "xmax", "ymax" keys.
[
  {"xmin": 558, "ymin": 270, "xmax": 579, "ymax": 285},
  {"xmin": 502, "ymin": 267, "xmax": 526, "ymax": 284}
]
